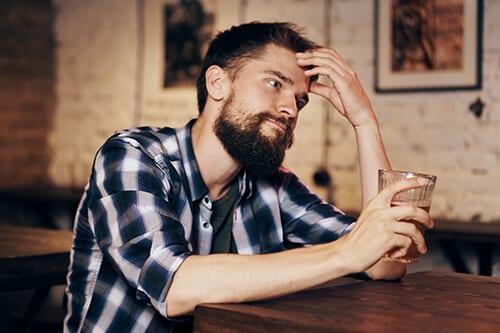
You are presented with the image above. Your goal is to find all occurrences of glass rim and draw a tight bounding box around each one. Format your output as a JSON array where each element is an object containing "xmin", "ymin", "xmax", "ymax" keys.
[{"xmin": 378, "ymin": 169, "xmax": 437, "ymax": 181}]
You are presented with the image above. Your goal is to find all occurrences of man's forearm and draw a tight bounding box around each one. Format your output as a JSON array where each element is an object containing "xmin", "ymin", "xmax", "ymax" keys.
[
  {"xmin": 354, "ymin": 116, "xmax": 391, "ymax": 207},
  {"xmin": 166, "ymin": 241, "xmax": 352, "ymax": 317},
  {"xmin": 353, "ymin": 115, "xmax": 409, "ymax": 281}
]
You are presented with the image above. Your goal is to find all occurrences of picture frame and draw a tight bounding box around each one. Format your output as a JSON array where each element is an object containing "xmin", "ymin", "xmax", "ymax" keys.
[
  {"xmin": 374, "ymin": 0, "xmax": 483, "ymax": 93},
  {"xmin": 139, "ymin": 0, "xmax": 225, "ymax": 127},
  {"xmin": 162, "ymin": 0, "xmax": 215, "ymax": 88}
]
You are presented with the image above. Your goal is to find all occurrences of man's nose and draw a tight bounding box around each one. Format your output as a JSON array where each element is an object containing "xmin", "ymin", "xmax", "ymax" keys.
[{"xmin": 277, "ymin": 94, "xmax": 298, "ymax": 119}]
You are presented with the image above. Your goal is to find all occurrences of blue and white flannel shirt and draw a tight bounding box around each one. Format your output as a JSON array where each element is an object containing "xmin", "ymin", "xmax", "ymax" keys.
[{"xmin": 63, "ymin": 119, "xmax": 357, "ymax": 332}]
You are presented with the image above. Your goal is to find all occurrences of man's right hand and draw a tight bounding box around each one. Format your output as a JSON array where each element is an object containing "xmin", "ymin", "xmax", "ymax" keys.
[{"xmin": 338, "ymin": 177, "xmax": 434, "ymax": 275}]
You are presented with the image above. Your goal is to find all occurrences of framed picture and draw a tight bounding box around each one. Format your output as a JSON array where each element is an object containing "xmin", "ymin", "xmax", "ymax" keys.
[
  {"xmin": 375, "ymin": 0, "xmax": 483, "ymax": 93},
  {"xmin": 162, "ymin": 0, "xmax": 215, "ymax": 87}
]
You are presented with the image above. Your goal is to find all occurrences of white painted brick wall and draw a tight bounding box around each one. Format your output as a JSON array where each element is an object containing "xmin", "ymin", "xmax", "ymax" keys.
[
  {"xmin": 51, "ymin": 0, "xmax": 500, "ymax": 222},
  {"xmin": 50, "ymin": 0, "xmax": 139, "ymax": 185}
]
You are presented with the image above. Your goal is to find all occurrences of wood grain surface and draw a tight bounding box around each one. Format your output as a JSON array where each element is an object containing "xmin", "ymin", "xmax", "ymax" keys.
[{"xmin": 194, "ymin": 271, "xmax": 500, "ymax": 333}]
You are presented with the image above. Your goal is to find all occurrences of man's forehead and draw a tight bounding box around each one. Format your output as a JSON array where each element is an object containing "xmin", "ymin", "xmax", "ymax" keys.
[{"xmin": 258, "ymin": 45, "xmax": 310, "ymax": 85}]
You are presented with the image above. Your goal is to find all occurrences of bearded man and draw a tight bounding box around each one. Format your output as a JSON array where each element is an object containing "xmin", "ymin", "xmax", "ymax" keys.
[{"xmin": 64, "ymin": 22, "xmax": 432, "ymax": 332}]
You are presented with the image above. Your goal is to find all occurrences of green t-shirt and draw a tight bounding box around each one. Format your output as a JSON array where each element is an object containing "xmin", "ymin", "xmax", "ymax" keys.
[{"xmin": 210, "ymin": 181, "xmax": 239, "ymax": 253}]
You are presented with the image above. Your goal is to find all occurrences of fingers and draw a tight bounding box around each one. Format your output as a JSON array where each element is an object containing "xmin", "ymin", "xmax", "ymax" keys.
[
  {"xmin": 365, "ymin": 204, "xmax": 431, "ymax": 248},
  {"xmin": 296, "ymin": 49, "xmax": 349, "ymax": 84},
  {"xmin": 357, "ymin": 176, "xmax": 431, "ymax": 229},
  {"xmin": 296, "ymin": 48, "xmax": 352, "ymax": 75},
  {"xmin": 352, "ymin": 189, "xmax": 433, "ymax": 265},
  {"xmin": 390, "ymin": 219, "xmax": 428, "ymax": 254},
  {"xmin": 371, "ymin": 177, "xmax": 429, "ymax": 207},
  {"xmin": 296, "ymin": 47, "xmax": 372, "ymax": 124},
  {"xmin": 344, "ymin": 210, "xmax": 430, "ymax": 271},
  {"xmin": 373, "ymin": 203, "xmax": 434, "ymax": 229},
  {"xmin": 360, "ymin": 213, "xmax": 428, "ymax": 263},
  {"xmin": 384, "ymin": 234, "xmax": 414, "ymax": 259}
]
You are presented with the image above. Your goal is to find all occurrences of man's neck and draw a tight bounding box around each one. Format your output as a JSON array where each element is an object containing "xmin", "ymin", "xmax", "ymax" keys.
[{"xmin": 191, "ymin": 116, "xmax": 242, "ymax": 201}]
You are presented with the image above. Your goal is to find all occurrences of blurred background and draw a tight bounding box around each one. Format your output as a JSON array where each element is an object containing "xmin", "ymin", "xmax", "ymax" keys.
[{"xmin": 0, "ymin": 0, "xmax": 498, "ymax": 331}]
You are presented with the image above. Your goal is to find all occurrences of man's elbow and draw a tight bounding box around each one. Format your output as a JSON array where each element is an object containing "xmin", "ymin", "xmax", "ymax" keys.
[{"xmin": 166, "ymin": 291, "xmax": 196, "ymax": 318}]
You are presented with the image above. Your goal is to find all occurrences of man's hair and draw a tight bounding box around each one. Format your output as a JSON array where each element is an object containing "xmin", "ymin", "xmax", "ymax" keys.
[{"xmin": 196, "ymin": 21, "xmax": 319, "ymax": 113}]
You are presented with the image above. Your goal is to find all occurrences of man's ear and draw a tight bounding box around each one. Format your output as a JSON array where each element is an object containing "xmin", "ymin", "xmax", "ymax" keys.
[{"xmin": 205, "ymin": 65, "xmax": 229, "ymax": 101}]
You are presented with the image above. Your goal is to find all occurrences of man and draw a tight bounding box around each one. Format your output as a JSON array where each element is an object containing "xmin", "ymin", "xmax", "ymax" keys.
[{"xmin": 64, "ymin": 22, "xmax": 432, "ymax": 332}]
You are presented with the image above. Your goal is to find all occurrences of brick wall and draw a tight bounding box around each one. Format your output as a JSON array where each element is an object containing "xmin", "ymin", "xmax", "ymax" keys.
[
  {"xmin": 1, "ymin": 0, "xmax": 498, "ymax": 222},
  {"xmin": 0, "ymin": 0, "xmax": 55, "ymax": 188},
  {"xmin": 49, "ymin": 0, "xmax": 138, "ymax": 185},
  {"xmin": 324, "ymin": 0, "xmax": 500, "ymax": 221}
]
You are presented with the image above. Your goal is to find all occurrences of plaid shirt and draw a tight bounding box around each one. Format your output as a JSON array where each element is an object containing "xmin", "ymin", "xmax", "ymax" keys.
[{"xmin": 63, "ymin": 119, "xmax": 357, "ymax": 332}]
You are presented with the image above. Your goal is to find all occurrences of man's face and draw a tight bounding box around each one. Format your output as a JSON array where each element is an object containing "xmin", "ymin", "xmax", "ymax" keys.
[{"xmin": 214, "ymin": 44, "xmax": 310, "ymax": 176}]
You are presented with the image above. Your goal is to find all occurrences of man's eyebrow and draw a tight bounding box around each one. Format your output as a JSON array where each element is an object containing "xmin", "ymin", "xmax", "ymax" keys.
[
  {"xmin": 264, "ymin": 70, "xmax": 294, "ymax": 85},
  {"xmin": 265, "ymin": 70, "xmax": 309, "ymax": 109}
]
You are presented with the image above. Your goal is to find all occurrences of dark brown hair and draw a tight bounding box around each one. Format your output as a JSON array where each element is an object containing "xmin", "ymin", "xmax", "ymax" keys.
[{"xmin": 196, "ymin": 21, "xmax": 319, "ymax": 113}]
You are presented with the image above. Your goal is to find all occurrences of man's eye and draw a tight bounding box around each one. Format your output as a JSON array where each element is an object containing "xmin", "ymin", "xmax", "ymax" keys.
[
  {"xmin": 296, "ymin": 100, "xmax": 306, "ymax": 110},
  {"xmin": 268, "ymin": 80, "xmax": 281, "ymax": 89}
]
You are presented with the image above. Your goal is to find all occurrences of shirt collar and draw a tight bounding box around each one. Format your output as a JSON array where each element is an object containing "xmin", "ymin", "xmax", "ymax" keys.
[
  {"xmin": 176, "ymin": 119, "xmax": 254, "ymax": 202},
  {"xmin": 175, "ymin": 119, "xmax": 208, "ymax": 202}
]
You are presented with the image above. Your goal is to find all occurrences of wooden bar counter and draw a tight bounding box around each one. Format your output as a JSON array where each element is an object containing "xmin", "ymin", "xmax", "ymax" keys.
[
  {"xmin": 0, "ymin": 224, "xmax": 73, "ymax": 331},
  {"xmin": 0, "ymin": 224, "xmax": 73, "ymax": 292},
  {"xmin": 194, "ymin": 271, "xmax": 500, "ymax": 333}
]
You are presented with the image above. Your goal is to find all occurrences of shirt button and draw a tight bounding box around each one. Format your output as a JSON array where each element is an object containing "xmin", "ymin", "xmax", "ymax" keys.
[
  {"xmin": 202, "ymin": 196, "xmax": 212, "ymax": 209},
  {"xmin": 203, "ymin": 222, "xmax": 210, "ymax": 229}
]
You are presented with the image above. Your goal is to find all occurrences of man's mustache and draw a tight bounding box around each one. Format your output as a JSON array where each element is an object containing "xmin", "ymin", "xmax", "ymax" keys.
[
  {"xmin": 256, "ymin": 112, "xmax": 294, "ymax": 149},
  {"xmin": 258, "ymin": 113, "xmax": 291, "ymax": 131}
]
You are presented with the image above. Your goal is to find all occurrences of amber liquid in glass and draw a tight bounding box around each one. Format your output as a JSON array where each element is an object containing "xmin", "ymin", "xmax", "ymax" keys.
[{"xmin": 383, "ymin": 201, "xmax": 431, "ymax": 263}]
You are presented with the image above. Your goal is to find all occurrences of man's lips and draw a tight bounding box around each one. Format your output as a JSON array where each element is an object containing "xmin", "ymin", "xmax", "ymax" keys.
[{"xmin": 264, "ymin": 117, "xmax": 287, "ymax": 132}]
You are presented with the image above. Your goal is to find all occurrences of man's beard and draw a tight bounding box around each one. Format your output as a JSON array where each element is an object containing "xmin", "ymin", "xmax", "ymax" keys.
[{"xmin": 214, "ymin": 94, "xmax": 294, "ymax": 177}]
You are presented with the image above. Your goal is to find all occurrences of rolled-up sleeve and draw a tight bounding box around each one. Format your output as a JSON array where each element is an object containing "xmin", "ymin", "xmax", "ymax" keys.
[
  {"xmin": 88, "ymin": 140, "xmax": 191, "ymax": 316},
  {"xmin": 277, "ymin": 169, "xmax": 357, "ymax": 246}
]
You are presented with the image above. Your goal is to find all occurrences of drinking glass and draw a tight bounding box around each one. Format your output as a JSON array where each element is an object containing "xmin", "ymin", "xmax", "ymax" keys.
[{"xmin": 378, "ymin": 169, "xmax": 437, "ymax": 263}]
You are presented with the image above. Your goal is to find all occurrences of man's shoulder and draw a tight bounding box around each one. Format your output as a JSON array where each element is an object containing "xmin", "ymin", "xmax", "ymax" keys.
[
  {"xmin": 101, "ymin": 125, "xmax": 185, "ymax": 158},
  {"xmin": 111, "ymin": 126, "xmax": 176, "ymax": 145},
  {"xmin": 106, "ymin": 120, "xmax": 195, "ymax": 152}
]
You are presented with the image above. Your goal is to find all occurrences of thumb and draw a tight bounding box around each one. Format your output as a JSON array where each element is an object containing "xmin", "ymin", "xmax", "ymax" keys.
[{"xmin": 372, "ymin": 177, "xmax": 429, "ymax": 207}]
